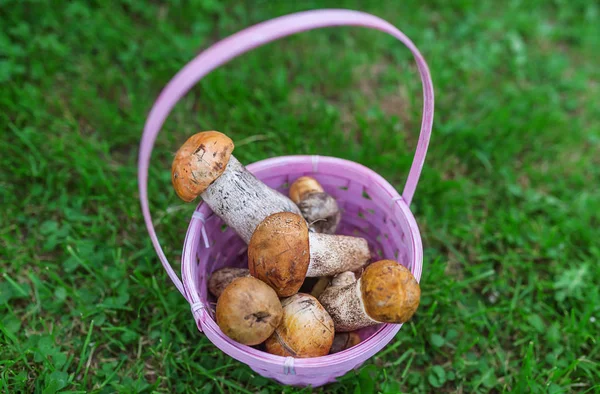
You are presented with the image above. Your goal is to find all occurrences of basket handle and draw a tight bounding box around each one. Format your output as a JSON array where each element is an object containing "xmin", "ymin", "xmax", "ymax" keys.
[{"xmin": 138, "ymin": 9, "xmax": 434, "ymax": 299}]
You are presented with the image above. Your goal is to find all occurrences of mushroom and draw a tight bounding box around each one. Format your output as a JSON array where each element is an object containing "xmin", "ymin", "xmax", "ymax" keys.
[
  {"xmin": 264, "ymin": 293, "xmax": 334, "ymax": 358},
  {"xmin": 215, "ymin": 276, "xmax": 283, "ymax": 346},
  {"xmin": 318, "ymin": 260, "xmax": 420, "ymax": 332},
  {"xmin": 248, "ymin": 212, "xmax": 371, "ymax": 297},
  {"xmin": 329, "ymin": 332, "xmax": 361, "ymax": 354},
  {"xmin": 289, "ymin": 176, "xmax": 341, "ymax": 234},
  {"xmin": 171, "ymin": 131, "xmax": 301, "ymax": 243},
  {"xmin": 208, "ymin": 267, "xmax": 250, "ymax": 299}
]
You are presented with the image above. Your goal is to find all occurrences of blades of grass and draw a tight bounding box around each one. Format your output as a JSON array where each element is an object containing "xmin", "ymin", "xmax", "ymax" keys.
[
  {"xmin": 98, "ymin": 358, "xmax": 126, "ymax": 389},
  {"xmin": 517, "ymin": 341, "xmax": 535, "ymax": 392},
  {"xmin": 2, "ymin": 273, "xmax": 29, "ymax": 297},
  {"xmin": 188, "ymin": 362, "xmax": 252, "ymax": 394},
  {"xmin": 508, "ymin": 278, "xmax": 523, "ymax": 322},
  {"xmin": 82, "ymin": 344, "xmax": 96, "ymax": 388},
  {"xmin": 400, "ymin": 351, "xmax": 416, "ymax": 380},
  {"xmin": 454, "ymin": 270, "xmax": 496, "ymax": 289},
  {"xmin": 26, "ymin": 272, "xmax": 42, "ymax": 312},
  {"xmin": 581, "ymin": 384, "xmax": 600, "ymax": 393},
  {"xmin": 389, "ymin": 348, "xmax": 415, "ymax": 368},
  {"xmin": 151, "ymin": 275, "xmax": 171, "ymax": 312},
  {"xmin": 378, "ymin": 335, "xmax": 406, "ymax": 358},
  {"xmin": 75, "ymin": 320, "xmax": 94, "ymax": 376},
  {"xmin": 65, "ymin": 245, "xmax": 102, "ymax": 282},
  {"xmin": 207, "ymin": 361, "xmax": 238, "ymax": 374},
  {"xmin": 95, "ymin": 304, "xmax": 134, "ymax": 312},
  {"xmin": 0, "ymin": 326, "xmax": 33, "ymax": 371}
]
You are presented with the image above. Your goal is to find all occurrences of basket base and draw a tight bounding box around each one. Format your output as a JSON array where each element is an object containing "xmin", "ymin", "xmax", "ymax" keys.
[{"xmin": 249, "ymin": 361, "xmax": 364, "ymax": 387}]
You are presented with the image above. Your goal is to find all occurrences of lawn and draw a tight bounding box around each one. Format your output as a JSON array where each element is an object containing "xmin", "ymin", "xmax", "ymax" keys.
[{"xmin": 1, "ymin": 0, "xmax": 599, "ymax": 393}]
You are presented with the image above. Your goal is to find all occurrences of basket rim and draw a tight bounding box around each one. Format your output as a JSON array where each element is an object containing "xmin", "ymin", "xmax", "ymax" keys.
[{"xmin": 181, "ymin": 154, "xmax": 423, "ymax": 371}]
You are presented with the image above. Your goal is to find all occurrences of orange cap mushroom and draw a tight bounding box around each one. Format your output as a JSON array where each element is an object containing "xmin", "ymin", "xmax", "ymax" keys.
[
  {"xmin": 318, "ymin": 260, "xmax": 420, "ymax": 332},
  {"xmin": 171, "ymin": 131, "xmax": 233, "ymax": 202}
]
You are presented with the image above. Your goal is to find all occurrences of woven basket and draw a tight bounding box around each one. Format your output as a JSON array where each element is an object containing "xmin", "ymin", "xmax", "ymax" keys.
[{"xmin": 138, "ymin": 9, "xmax": 434, "ymax": 387}]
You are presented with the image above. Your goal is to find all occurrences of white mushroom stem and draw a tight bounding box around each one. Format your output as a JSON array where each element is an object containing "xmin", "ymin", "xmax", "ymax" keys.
[
  {"xmin": 306, "ymin": 233, "xmax": 371, "ymax": 277},
  {"xmin": 201, "ymin": 156, "xmax": 301, "ymax": 243},
  {"xmin": 318, "ymin": 278, "xmax": 375, "ymax": 332},
  {"xmin": 331, "ymin": 271, "xmax": 356, "ymax": 287}
]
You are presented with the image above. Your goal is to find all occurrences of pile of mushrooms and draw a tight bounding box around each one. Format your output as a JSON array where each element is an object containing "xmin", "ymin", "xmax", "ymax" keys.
[{"xmin": 172, "ymin": 131, "xmax": 421, "ymax": 357}]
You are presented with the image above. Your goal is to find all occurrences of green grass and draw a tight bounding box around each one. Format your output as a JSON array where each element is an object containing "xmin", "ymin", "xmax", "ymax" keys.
[{"xmin": 1, "ymin": 0, "xmax": 599, "ymax": 392}]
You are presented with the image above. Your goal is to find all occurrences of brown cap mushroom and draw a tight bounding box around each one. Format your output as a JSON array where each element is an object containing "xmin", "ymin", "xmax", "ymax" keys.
[
  {"xmin": 208, "ymin": 267, "xmax": 250, "ymax": 299},
  {"xmin": 215, "ymin": 276, "xmax": 283, "ymax": 346},
  {"xmin": 171, "ymin": 131, "xmax": 301, "ymax": 243},
  {"xmin": 248, "ymin": 212, "xmax": 371, "ymax": 297},
  {"xmin": 247, "ymin": 212, "xmax": 310, "ymax": 297},
  {"xmin": 329, "ymin": 331, "xmax": 361, "ymax": 354},
  {"xmin": 318, "ymin": 260, "xmax": 420, "ymax": 332},
  {"xmin": 264, "ymin": 293, "xmax": 334, "ymax": 358},
  {"xmin": 172, "ymin": 131, "xmax": 234, "ymax": 202},
  {"xmin": 289, "ymin": 176, "xmax": 341, "ymax": 234}
]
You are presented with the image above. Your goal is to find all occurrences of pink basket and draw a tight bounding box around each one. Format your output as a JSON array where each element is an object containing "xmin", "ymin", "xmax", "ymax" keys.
[{"xmin": 138, "ymin": 9, "xmax": 434, "ymax": 387}]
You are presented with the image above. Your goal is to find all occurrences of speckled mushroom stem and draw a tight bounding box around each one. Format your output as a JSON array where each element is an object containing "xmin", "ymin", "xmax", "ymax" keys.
[
  {"xmin": 201, "ymin": 156, "xmax": 301, "ymax": 243},
  {"xmin": 318, "ymin": 276, "xmax": 375, "ymax": 332},
  {"xmin": 306, "ymin": 234, "xmax": 371, "ymax": 277},
  {"xmin": 330, "ymin": 271, "xmax": 357, "ymax": 287}
]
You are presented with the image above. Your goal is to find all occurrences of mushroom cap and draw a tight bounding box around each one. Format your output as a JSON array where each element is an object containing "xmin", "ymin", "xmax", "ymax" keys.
[
  {"xmin": 248, "ymin": 212, "xmax": 310, "ymax": 297},
  {"xmin": 171, "ymin": 131, "xmax": 234, "ymax": 202},
  {"xmin": 264, "ymin": 293, "xmax": 335, "ymax": 358},
  {"xmin": 208, "ymin": 267, "xmax": 250, "ymax": 299},
  {"xmin": 289, "ymin": 176, "xmax": 324, "ymax": 204},
  {"xmin": 360, "ymin": 260, "xmax": 420, "ymax": 324},
  {"xmin": 298, "ymin": 192, "xmax": 341, "ymax": 234},
  {"xmin": 215, "ymin": 277, "xmax": 283, "ymax": 346}
]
